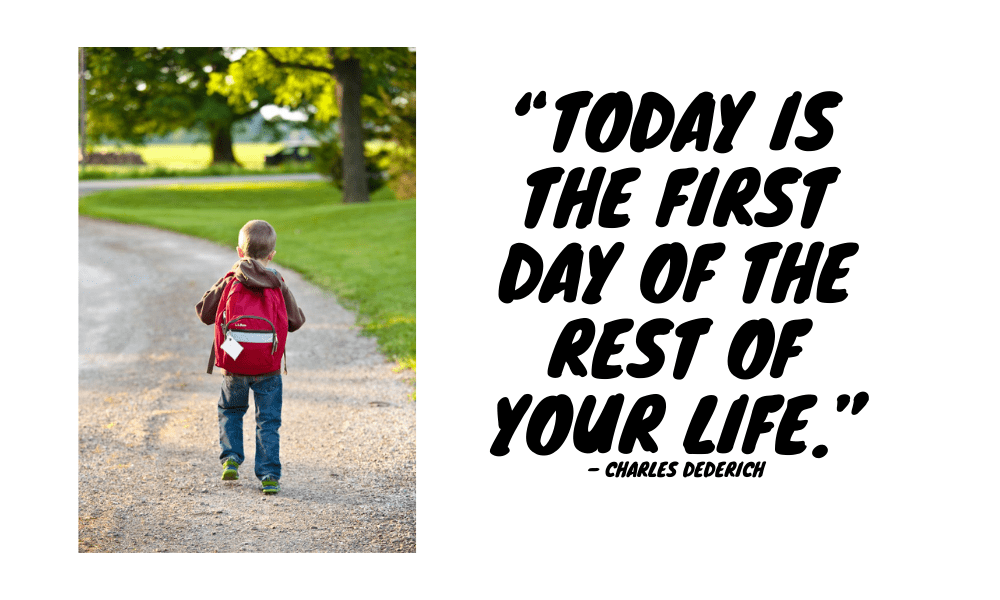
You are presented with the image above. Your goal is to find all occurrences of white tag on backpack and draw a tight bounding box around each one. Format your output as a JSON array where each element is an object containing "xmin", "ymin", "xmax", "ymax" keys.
[{"xmin": 221, "ymin": 336, "xmax": 244, "ymax": 360}]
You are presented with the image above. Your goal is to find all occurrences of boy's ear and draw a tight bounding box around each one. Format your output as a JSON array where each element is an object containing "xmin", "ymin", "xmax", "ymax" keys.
[
  {"xmin": 268, "ymin": 250, "xmax": 276, "ymax": 261},
  {"xmin": 237, "ymin": 247, "xmax": 245, "ymax": 258}
]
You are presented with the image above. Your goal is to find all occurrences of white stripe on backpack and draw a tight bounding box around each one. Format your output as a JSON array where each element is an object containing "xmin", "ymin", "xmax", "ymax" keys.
[{"xmin": 228, "ymin": 331, "xmax": 276, "ymax": 344}]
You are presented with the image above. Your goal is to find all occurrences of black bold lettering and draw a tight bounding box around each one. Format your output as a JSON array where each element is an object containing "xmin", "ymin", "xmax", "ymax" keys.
[
  {"xmin": 498, "ymin": 243, "xmax": 543, "ymax": 303},
  {"xmin": 688, "ymin": 168, "xmax": 721, "ymax": 226},
  {"xmin": 742, "ymin": 395, "xmax": 783, "ymax": 453},
  {"xmin": 490, "ymin": 394, "xmax": 533, "ymax": 456},
  {"xmin": 772, "ymin": 242, "xmax": 824, "ymax": 303},
  {"xmin": 755, "ymin": 167, "xmax": 801, "ymax": 227},
  {"xmin": 573, "ymin": 394, "xmax": 625, "ymax": 454},
  {"xmin": 524, "ymin": 167, "xmax": 566, "ymax": 228},
  {"xmin": 618, "ymin": 394, "xmax": 666, "ymax": 453},
  {"xmin": 671, "ymin": 92, "xmax": 714, "ymax": 151},
  {"xmin": 775, "ymin": 394, "xmax": 817, "ymax": 455},
  {"xmin": 656, "ymin": 168, "xmax": 699, "ymax": 226},
  {"xmin": 547, "ymin": 318, "xmax": 595, "ymax": 377},
  {"xmin": 630, "ymin": 92, "xmax": 675, "ymax": 152},
  {"xmin": 683, "ymin": 395, "xmax": 717, "ymax": 454},
  {"xmin": 713, "ymin": 167, "xmax": 760, "ymax": 226},
  {"xmin": 640, "ymin": 243, "xmax": 687, "ymax": 303},
  {"xmin": 717, "ymin": 395, "xmax": 749, "ymax": 453},
  {"xmin": 683, "ymin": 243, "xmax": 726, "ymax": 301},
  {"xmin": 582, "ymin": 243, "xmax": 625, "ymax": 304},
  {"xmin": 800, "ymin": 167, "xmax": 841, "ymax": 228},
  {"xmin": 795, "ymin": 91, "xmax": 842, "ymax": 151},
  {"xmin": 538, "ymin": 243, "xmax": 583, "ymax": 303},
  {"xmin": 597, "ymin": 168, "xmax": 640, "ymax": 228},
  {"xmin": 554, "ymin": 167, "xmax": 605, "ymax": 229},
  {"xmin": 525, "ymin": 394, "xmax": 574, "ymax": 455},
  {"xmin": 592, "ymin": 319, "xmax": 634, "ymax": 379},
  {"xmin": 770, "ymin": 319, "xmax": 812, "ymax": 377},
  {"xmin": 743, "ymin": 242, "xmax": 782, "ymax": 303},
  {"xmin": 714, "ymin": 91, "xmax": 756, "ymax": 153},
  {"xmin": 552, "ymin": 91, "xmax": 594, "ymax": 152},
  {"xmin": 673, "ymin": 318, "xmax": 712, "ymax": 379},
  {"xmin": 817, "ymin": 243, "xmax": 858, "ymax": 303},
  {"xmin": 626, "ymin": 318, "xmax": 674, "ymax": 378},
  {"xmin": 769, "ymin": 92, "xmax": 801, "ymax": 150},
  {"xmin": 728, "ymin": 319, "xmax": 775, "ymax": 379},
  {"xmin": 585, "ymin": 92, "xmax": 632, "ymax": 152}
]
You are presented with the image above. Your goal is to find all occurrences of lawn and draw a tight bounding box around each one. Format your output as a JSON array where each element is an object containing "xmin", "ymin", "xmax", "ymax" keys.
[{"xmin": 79, "ymin": 182, "xmax": 415, "ymax": 373}]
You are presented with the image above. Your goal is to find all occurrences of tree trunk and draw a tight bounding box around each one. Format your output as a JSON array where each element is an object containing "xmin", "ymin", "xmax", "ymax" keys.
[
  {"xmin": 333, "ymin": 57, "xmax": 369, "ymax": 203},
  {"xmin": 79, "ymin": 48, "xmax": 87, "ymax": 165},
  {"xmin": 335, "ymin": 80, "xmax": 345, "ymax": 148},
  {"xmin": 210, "ymin": 125, "xmax": 239, "ymax": 165}
]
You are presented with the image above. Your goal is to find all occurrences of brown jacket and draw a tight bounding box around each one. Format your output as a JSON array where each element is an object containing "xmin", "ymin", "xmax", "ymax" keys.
[{"xmin": 196, "ymin": 258, "xmax": 306, "ymax": 332}]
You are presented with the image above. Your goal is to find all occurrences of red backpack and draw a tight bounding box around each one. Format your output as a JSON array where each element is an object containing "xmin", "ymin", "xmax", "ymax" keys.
[{"xmin": 208, "ymin": 275, "xmax": 288, "ymax": 375}]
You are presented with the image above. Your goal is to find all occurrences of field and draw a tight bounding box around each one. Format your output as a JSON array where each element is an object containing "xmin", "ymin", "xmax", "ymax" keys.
[
  {"xmin": 88, "ymin": 143, "xmax": 287, "ymax": 169},
  {"xmin": 79, "ymin": 182, "xmax": 416, "ymax": 373}
]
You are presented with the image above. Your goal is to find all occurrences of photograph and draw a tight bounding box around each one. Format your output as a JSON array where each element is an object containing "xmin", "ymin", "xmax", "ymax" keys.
[
  {"xmin": 9, "ymin": 1, "xmax": 994, "ymax": 596},
  {"xmin": 76, "ymin": 47, "xmax": 416, "ymax": 553}
]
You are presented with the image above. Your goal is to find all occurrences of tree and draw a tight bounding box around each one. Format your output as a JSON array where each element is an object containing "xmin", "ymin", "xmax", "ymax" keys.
[
  {"xmin": 79, "ymin": 47, "xmax": 87, "ymax": 164},
  {"xmin": 83, "ymin": 47, "xmax": 276, "ymax": 165},
  {"xmin": 209, "ymin": 47, "xmax": 415, "ymax": 203}
]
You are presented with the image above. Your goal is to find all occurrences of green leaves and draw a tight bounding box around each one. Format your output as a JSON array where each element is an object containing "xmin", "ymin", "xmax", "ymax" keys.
[
  {"xmin": 84, "ymin": 46, "xmax": 415, "ymax": 176},
  {"xmin": 209, "ymin": 48, "xmax": 339, "ymax": 121},
  {"xmin": 85, "ymin": 47, "xmax": 229, "ymax": 143},
  {"xmin": 208, "ymin": 47, "xmax": 415, "ymax": 132}
]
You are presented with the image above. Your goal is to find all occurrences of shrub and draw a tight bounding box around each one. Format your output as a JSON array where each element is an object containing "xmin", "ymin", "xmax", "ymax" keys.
[
  {"xmin": 384, "ymin": 145, "xmax": 416, "ymax": 200},
  {"xmin": 388, "ymin": 172, "xmax": 416, "ymax": 201},
  {"xmin": 313, "ymin": 141, "xmax": 388, "ymax": 193}
]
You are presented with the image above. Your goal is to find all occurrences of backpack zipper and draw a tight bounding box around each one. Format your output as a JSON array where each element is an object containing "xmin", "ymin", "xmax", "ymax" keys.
[{"xmin": 225, "ymin": 315, "xmax": 279, "ymax": 354}]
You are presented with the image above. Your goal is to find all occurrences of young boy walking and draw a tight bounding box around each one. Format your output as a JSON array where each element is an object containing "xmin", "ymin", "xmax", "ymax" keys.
[{"xmin": 196, "ymin": 220, "xmax": 306, "ymax": 494}]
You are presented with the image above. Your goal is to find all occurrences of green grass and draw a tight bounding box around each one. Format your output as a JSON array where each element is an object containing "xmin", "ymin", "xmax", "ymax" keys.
[
  {"xmin": 79, "ymin": 162, "xmax": 317, "ymax": 180},
  {"xmin": 79, "ymin": 182, "xmax": 415, "ymax": 376}
]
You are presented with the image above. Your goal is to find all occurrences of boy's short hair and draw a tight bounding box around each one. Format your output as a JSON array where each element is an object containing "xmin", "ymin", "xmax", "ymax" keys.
[{"xmin": 238, "ymin": 220, "xmax": 277, "ymax": 259}]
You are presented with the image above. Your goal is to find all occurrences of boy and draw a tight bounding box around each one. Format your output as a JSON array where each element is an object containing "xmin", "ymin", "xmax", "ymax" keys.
[{"xmin": 196, "ymin": 220, "xmax": 306, "ymax": 494}]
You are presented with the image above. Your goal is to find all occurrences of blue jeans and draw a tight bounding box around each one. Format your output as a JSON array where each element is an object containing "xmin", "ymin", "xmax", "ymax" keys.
[{"xmin": 218, "ymin": 373, "xmax": 282, "ymax": 481}]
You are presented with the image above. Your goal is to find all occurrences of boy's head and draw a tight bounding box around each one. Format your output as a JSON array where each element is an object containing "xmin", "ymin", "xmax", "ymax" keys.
[{"xmin": 237, "ymin": 220, "xmax": 277, "ymax": 263}]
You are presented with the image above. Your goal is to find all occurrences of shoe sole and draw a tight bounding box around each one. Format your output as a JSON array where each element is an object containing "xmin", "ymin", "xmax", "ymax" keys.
[
  {"xmin": 262, "ymin": 485, "xmax": 279, "ymax": 494},
  {"xmin": 222, "ymin": 471, "xmax": 239, "ymax": 481}
]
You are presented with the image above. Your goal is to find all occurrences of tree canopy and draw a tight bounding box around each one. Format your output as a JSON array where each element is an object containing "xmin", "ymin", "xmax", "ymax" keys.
[
  {"xmin": 81, "ymin": 46, "xmax": 416, "ymax": 201},
  {"xmin": 208, "ymin": 47, "xmax": 416, "ymax": 202},
  {"xmin": 83, "ymin": 47, "xmax": 277, "ymax": 164}
]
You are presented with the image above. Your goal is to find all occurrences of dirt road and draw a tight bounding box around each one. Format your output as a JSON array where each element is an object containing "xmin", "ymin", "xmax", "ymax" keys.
[{"xmin": 78, "ymin": 216, "xmax": 415, "ymax": 552}]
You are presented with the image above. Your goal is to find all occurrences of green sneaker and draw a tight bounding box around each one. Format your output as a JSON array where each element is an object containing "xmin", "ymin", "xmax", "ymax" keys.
[
  {"xmin": 261, "ymin": 476, "xmax": 280, "ymax": 494},
  {"xmin": 221, "ymin": 458, "xmax": 240, "ymax": 481}
]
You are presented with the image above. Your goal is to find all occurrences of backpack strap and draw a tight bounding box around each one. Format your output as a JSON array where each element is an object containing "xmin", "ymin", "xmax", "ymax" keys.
[{"xmin": 207, "ymin": 277, "xmax": 242, "ymax": 375}]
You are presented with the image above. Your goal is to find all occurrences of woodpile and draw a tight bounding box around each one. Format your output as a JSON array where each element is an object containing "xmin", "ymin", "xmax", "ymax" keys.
[{"xmin": 81, "ymin": 152, "xmax": 146, "ymax": 165}]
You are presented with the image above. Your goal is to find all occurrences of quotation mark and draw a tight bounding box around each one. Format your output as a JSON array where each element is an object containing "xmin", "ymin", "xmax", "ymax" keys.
[
  {"xmin": 515, "ymin": 91, "xmax": 547, "ymax": 116},
  {"xmin": 812, "ymin": 391, "xmax": 869, "ymax": 459},
  {"xmin": 836, "ymin": 391, "xmax": 869, "ymax": 415}
]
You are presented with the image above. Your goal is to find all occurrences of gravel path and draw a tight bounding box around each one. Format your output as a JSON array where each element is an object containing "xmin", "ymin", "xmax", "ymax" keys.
[{"xmin": 78, "ymin": 216, "xmax": 416, "ymax": 553}]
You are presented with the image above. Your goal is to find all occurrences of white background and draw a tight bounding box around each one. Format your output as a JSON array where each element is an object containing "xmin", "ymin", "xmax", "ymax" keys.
[
  {"xmin": 420, "ymin": 3, "xmax": 998, "ymax": 596},
  {"xmin": 11, "ymin": 1, "xmax": 997, "ymax": 597}
]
